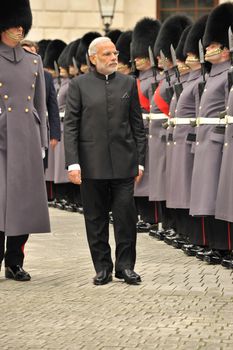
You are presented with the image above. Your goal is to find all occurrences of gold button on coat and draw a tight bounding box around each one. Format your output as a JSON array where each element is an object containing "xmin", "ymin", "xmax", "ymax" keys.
[
  {"xmin": 0, "ymin": 82, "xmax": 2, "ymax": 87},
  {"xmin": 27, "ymin": 96, "xmax": 31, "ymax": 100},
  {"xmin": 4, "ymin": 95, "xmax": 8, "ymax": 99},
  {"xmin": 8, "ymin": 107, "xmax": 12, "ymax": 112},
  {"xmin": 25, "ymin": 108, "xmax": 29, "ymax": 113},
  {"xmin": 33, "ymin": 59, "xmax": 37, "ymax": 64},
  {"xmin": 32, "ymin": 83, "xmax": 35, "ymax": 88}
]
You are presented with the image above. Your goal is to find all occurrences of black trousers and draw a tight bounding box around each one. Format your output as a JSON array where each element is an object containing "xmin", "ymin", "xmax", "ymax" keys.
[
  {"xmin": 0, "ymin": 231, "xmax": 29, "ymax": 267},
  {"xmin": 135, "ymin": 197, "xmax": 157, "ymax": 224},
  {"xmin": 80, "ymin": 178, "xmax": 137, "ymax": 273}
]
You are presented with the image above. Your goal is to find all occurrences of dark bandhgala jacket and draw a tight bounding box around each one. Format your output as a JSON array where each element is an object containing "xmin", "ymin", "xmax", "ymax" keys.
[{"xmin": 64, "ymin": 70, "xmax": 146, "ymax": 179}]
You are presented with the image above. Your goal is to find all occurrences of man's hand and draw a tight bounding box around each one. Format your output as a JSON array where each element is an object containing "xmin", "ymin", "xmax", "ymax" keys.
[
  {"xmin": 135, "ymin": 169, "xmax": 144, "ymax": 184},
  {"xmin": 50, "ymin": 139, "xmax": 58, "ymax": 149},
  {"xmin": 68, "ymin": 170, "xmax": 82, "ymax": 185}
]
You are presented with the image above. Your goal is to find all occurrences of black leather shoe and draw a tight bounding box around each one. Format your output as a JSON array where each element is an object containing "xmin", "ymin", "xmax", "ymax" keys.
[
  {"xmin": 116, "ymin": 269, "xmax": 141, "ymax": 285},
  {"xmin": 115, "ymin": 270, "xmax": 141, "ymax": 282},
  {"xmin": 164, "ymin": 232, "xmax": 177, "ymax": 245},
  {"xmin": 5, "ymin": 265, "xmax": 31, "ymax": 281},
  {"xmin": 93, "ymin": 270, "xmax": 112, "ymax": 285},
  {"xmin": 136, "ymin": 221, "xmax": 151, "ymax": 233},
  {"xmin": 196, "ymin": 249, "xmax": 211, "ymax": 261},
  {"xmin": 221, "ymin": 254, "xmax": 233, "ymax": 268},
  {"xmin": 204, "ymin": 250, "xmax": 229, "ymax": 265},
  {"xmin": 172, "ymin": 238, "xmax": 187, "ymax": 249}
]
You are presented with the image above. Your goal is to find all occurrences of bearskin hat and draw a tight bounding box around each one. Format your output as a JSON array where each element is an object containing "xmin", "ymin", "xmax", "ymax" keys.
[
  {"xmin": 37, "ymin": 39, "xmax": 52, "ymax": 61},
  {"xmin": 43, "ymin": 39, "xmax": 67, "ymax": 70},
  {"xmin": 75, "ymin": 31, "xmax": 101, "ymax": 65},
  {"xmin": 203, "ymin": 2, "xmax": 233, "ymax": 48},
  {"xmin": 131, "ymin": 17, "xmax": 161, "ymax": 59},
  {"xmin": 184, "ymin": 15, "xmax": 208, "ymax": 57},
  {"xmin": 106, "ymin": 29, "xmax": 122, "ymax": 44},
  {"xmin": 0, "ymin": 0, "xmax": 32, "ymax": 36},
  {"xmin": 175, "ymin": 25, "xmax": 192, "ymax": 62},
  {"xmin": 57, "ymin": 42, "xmax": 73, "ymax": 69},
  {"xmin": 154, "ymin": 14, "xmax": 192, "ymax": 59},
  {"xmin": 116, "ymin": 31, "xmax": 132, "ymax": 66},
  {"xmin": 67, "ymin": 39, "xmax": 81, "ymax": 67}
]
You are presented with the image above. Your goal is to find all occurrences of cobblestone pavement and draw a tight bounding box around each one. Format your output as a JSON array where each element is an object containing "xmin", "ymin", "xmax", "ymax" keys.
[{"xmin": 1, "ymin": 209, "xmax": 233, "ymax": 350}]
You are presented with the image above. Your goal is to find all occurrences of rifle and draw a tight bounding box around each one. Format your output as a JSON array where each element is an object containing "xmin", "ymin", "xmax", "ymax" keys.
[
  {"xmin": 148, "ymin": 46, "xmax": 159, "ymax": 94},
  {"xmin": 160, "ymin": 50, "xmax": 174, "ymax": 101},
  {"xmin": 170, "ymin": 44, "xmax": 183, "ymax": 100},
  {"xmin": 198, "ymin": 39, "xmax": 206, "ymax": 99},
  {"xmin": 228, "ymin": 26, "xmax": 233, "ymax": 90},
  {"xmin": 54, "ymin": 60, "xmax": 61, "ymax": 94},
  {"xmin": 130, "ymin": 42, "xmax": 137, "ymax": 77}
]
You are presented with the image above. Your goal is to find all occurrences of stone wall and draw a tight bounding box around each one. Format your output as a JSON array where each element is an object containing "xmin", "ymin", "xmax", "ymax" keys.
[{"xmin": 28, "ymin": 0, "xmax": 156, "ymax": 43}]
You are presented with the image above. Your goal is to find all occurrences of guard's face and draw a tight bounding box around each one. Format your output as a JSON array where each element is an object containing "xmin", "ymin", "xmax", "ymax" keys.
[
  {"xmin": 205, "ymin": 43, "xmax": 223, "ymax": 63},
  {"xmin": 4, "ymin": 26, "xmax": 24, "ymax": 42},
  {"xmin": 135, "ymin": 57, "xmax": 151, "ymax": 71},
  {"xmin": 90, "ymin": 41, "xmax": 118, "ymax": 75}
]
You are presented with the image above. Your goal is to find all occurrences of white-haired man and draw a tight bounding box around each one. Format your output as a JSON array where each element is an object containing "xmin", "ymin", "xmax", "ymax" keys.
[{"xmin": 64, "ymin": 37, "xmax": 146, "ymax": 285}]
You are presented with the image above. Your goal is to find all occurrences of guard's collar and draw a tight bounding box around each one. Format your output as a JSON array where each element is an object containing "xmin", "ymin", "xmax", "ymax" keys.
[{"xmin": 0, "ymin": 42, "xmax": 25, "ymax": 62}]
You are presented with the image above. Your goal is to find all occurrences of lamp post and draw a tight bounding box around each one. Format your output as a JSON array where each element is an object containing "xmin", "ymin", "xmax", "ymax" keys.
[{"xmin": 98, "ymin": 0, "xmax": 117, "ymax": 35}]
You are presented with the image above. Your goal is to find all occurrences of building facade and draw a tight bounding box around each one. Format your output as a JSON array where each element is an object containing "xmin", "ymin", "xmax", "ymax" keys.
[{"xmin": 29, "ymin": 0, "xmax": 228, "ymax": 43}]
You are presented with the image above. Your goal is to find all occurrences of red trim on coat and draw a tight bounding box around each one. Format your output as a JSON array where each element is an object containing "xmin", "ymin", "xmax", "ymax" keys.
[
  {"xmin": 154, "ymin": 203, "xmax": 158, "ymax": 224},
  {"xmin": 153, "ymin": 81, "xmax": 169, "ymax": 116},
  {"xmin": 228, "ymin": 222, "xmax": 232, "ymax": 250},
  {"xmin": 136, "ymin": 79, "xmax": 150, "ymax": 112},
  {"xmin": 202, "ymin": 217, "xmax": 206, "ymax": 246}
]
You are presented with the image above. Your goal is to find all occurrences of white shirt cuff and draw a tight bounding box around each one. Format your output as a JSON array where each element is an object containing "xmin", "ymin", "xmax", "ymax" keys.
[
  {"xmin": 68, "ymin": 164, "xmax": 81, "ymax": 171},
  {"xmin": 139, "ymin": 165, "xmax": 144, "ymax": 171},
  {"xmin": 42, "ymin": 147, "xmax": 46, "ymax": 159}
]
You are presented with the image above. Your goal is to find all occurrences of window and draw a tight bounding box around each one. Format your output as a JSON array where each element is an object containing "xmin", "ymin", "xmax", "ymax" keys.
[{"xmin": 157, "ymin": 0, "xmax": 219, "ymax": 22}]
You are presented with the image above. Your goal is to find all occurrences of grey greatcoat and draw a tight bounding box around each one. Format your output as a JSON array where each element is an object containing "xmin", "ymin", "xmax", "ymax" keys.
[
  {"xmin": 215, "ymin": 86, "xmax": 233, "ymax": 222},
  {"xmin": 0, "ymin": 42, "xmax": 50, "ymax": 236},
  {"xmin": 134, "ymin": 68, "xmax": 154, "ymax": 197},
  {"xmin": 149, "ymin": 70, "xmax": 175, "ymax": 201},
  {"xmin": 54, "ymin": 77, "xmax": 69, "ymax": 183},
  {"xmin": 166, "ymin": 70, "xmax": 201, "ymax": 208},
  {"xmin": 189, "ymin": 61, "xmax": 230, "ymax": 216}
]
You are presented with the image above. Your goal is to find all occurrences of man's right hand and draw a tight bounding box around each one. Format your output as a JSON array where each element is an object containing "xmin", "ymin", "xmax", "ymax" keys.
[{"xmin": 68, "ymin": 170, "xmax": 82, "ymax": 185}]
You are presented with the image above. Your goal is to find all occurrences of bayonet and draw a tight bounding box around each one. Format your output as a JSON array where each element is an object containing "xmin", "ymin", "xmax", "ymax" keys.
[
  {"xmin": 130, "ymin": 42, "xmax": 136, "ymax": 76},
  {"xmin": 170, "ymin": 44, "xmax": 183, "ymax": 100},
  {"xmin": 54, "ymin": 60, "xmax": 61, "ymax": 93},
  {"xmin": 72, "ymin": 56, "xmax": 79, "ymax": 75},
  {"xmin": 160, "ymin": 50, "xmax": 174, "ymax": 101},
  {"xmin": 170, "ymin": 44, "xmax": 180, "ymax": 83},
  {"xmin": 85, "ymin": 52, "xmax": 92, "ymax": 72},
  {"xmin": 148, "ymin": 45, "xmax": 159, "ymax": 93},
  {"xmin": 228, "ymin": 26, "xmax": 233, "ymax": 90},
  {"xmin": 198, "ymin": 39, "xmax": 206, "ymax": 98}
]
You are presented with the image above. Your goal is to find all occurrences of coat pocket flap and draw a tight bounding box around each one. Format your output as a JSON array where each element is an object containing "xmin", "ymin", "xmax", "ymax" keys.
[{"xmin": 209, "ymin": 131, "xmax": 225, "ymax": 144}]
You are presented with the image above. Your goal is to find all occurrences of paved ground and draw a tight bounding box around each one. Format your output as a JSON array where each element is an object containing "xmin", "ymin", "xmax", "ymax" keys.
[{"xmin": 1, "ymin": 208, "xmax": 233, "ymax": 350}]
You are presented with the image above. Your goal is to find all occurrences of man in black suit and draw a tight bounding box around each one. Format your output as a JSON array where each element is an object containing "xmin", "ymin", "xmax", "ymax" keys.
[{"xmin": 64, "ymin": 37, "xmax": 146, "ymax": 285}]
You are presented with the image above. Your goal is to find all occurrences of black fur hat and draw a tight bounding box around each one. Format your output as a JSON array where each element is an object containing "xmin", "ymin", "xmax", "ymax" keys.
[
  {"xmin": 175, "ymin": 25, "xmax": 192, "ymax": 62},
  {"xmin": 184, "ymin": 15, "xmax": 208, "ymax": 57},
  {"xmin": 37, "ymin": 39, "xmax": 52, "ymax": 61},
  {"xmin": 154, "ymin": 14, "xmax": 193, "ymax": 59},
  {"xmin": 132, "ymin": 17, "xmax": 161, "ymax": 58},
  {"xmin": 203, "ymin": 2, "xmax": 233, "ymax": 48},
  {"xmin": 67, "ymin": 39, "xmax": 80, "ymax": 66},
  {"xmin": 0, "ymin": 0, "xmax": 32, "ymax": 36},
  {"xmin": 106, "ymin": 29, "xmax": 122, "ymax": 44},
  {"xmin": 58, "ymin": 42, "xmax": 73, "ymax": 69},
  {"xmin": 116, "ymin": 31, "xmax": 132, "ymax": 66},
  {"xmin": 43, "ymin": 39, "xmax": 67, "ymax": 70},
  {"xmin": 75, "ymin": 31, "xmax": 101, "ymax": 65}
]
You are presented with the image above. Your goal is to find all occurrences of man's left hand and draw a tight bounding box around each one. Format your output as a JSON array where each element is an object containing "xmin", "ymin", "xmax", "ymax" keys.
[
  {"xmin": 135, "ymin": 169, "xmax": 144, "ymax": 184},
  {"xmin": 50, "ymin": 139, "xmax": 58, "ymax": 149}
]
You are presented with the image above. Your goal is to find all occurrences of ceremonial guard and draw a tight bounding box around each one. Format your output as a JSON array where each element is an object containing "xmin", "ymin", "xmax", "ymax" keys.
[
  {"xmin": 131, "ymin": 17, "xmax": 161, "ymax": 232},
  {"xmin": 150, "ymin": 15, "xmax": 192, "ymax": 237},
  {"xmin": 189, "ymin": 2, "xmax": 233, "ymax": 264},
  {"xmin": 164, "ymin": 25, "xmax": 192, "ymax": 247},
  {"xmin": 115, "ymin": 30, "xmax": 132, "ymax": 75},
  {"xmin": 0, "ymin": 0, "xmax": 50, "ymax": 281}
]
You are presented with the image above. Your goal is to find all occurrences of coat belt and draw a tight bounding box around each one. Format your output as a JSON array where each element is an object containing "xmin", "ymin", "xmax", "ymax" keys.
[
  {"xmin": 196, "ymin": 117, "xmax": 226, "ymax": 125},
  {"xmin": 150, "ymin": 113, "xmax": 168, "ymax": 120},
  {"xmin": 142, "ymin": 113, "xmax": 150, "ymax": 120},
  {"xmin": 169, "ymin": 117, "xmax": 193, "ymax": 125},
  {"xmin": 225, "ymin": 115, "xmax": 233, "ymax": 124}
]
